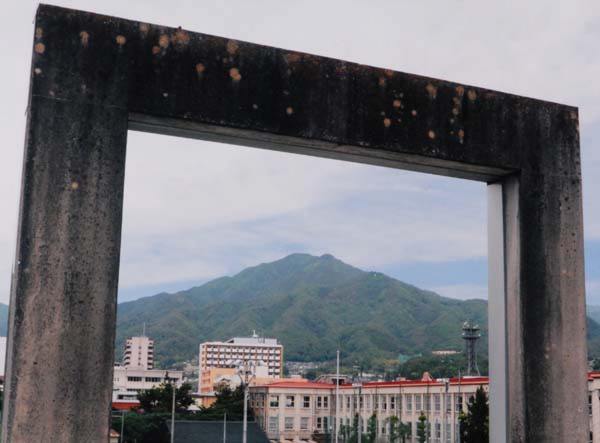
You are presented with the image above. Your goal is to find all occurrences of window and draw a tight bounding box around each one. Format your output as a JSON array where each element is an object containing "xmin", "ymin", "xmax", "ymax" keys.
[
  {"xmin": 286, "ymin": 395, "xmax": 295, "ymax": 408},
  {"xmin": 434, "ymin": 394, "xmax": 441, "ymax": 412},
  {"xmin": 317, "ymin": 417, "xmax": 323, "ymax": 429},
  {"xmin": 445, "ymin": 394, "xmax": 452, "ymax": 413},
  {"xmin": 359, "ymin": 395, "xmax": 363, "ymax": 409},
  {"xmin": 317, "ymin": 396, "xmax": 329, "ymax": 408},
  {"xmin": 268, "ymin": 417, "xmax": 278, "ymax": 432},
  {"xmin": 127, "ymin": 376, "xmax": 142, "ymax": 382},
  {"xmin": 346, "ymin": 396, "xmax": 351, "ymax": 410},
  {"xmin": 285, "ymin": 417, "xmax": 294, "ymax": 430},
  {"xmin": 390, "ymin": 395, "xmax": 396, "ymax": 410},
  {"xmin": 323, "ymin": 396, "xmax": 329, "ymax": 408},
  {"xmin": 381, "ymin": 395, "xmax": 387, "ymax": 410},
  {"xmin": 456, "ymin": 395, "xmax": 463, "ymax": 412},
  {"xmin": 374, "ymin": 394, "xmax": 379, "ymax": 409},
  {"xmin": 589, "ymin": 394, "xmax": 593, "ymax": 416},
  {"xmin": 406, "ymin": 395, "xmax": 412, "ymax": 412},
  {"xmin": 270, "ymin": 395, "xmax": 279, "ymax": 408},
  {"xmin": 445, "ymin": 423, "xmax": 451, "ymax": 443},
  {"xmin": 424, "ymin": 395, "xmax": 431, "ymax": 412},
  {"xmin": 435, "ymin": 422, "xmax": 441, "ymax": 439},
  {"xmin": 145, "ymin": 377, "xmax": 162, "ymax": 383},
  {"xmin": 300, "ymin": 417, "xmax": 309, "ymax": 430},
  {"xmin": 323, "ymin": 417, "xmax": 329, "ymax": 432},
  {"xmin": 303, "ymin": 396, "xmax": 310, "ymax": 408},
  {"xmin": 317, "ymin": 397, "xmax": 322, "ymax": 408},
  {"xmin": 415, "ymin": 394, "xmax": 422, "ymax": 411}
]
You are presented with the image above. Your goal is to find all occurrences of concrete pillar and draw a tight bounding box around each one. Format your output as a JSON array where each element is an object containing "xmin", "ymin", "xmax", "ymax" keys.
[{"xmin": 1, "ymin": 95, "xmax": 128, "ymax": 442}]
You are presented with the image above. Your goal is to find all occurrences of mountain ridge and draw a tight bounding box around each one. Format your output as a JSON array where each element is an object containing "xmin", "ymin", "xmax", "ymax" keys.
[{"xmin": 1, "ymin": 253, "xmax": 599, "ymax": 369}]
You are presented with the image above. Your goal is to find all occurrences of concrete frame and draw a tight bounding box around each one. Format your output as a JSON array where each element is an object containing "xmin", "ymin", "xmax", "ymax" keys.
[{"xmin": 3, "ymin": 4, "xmax": 586, "ymax": 442}]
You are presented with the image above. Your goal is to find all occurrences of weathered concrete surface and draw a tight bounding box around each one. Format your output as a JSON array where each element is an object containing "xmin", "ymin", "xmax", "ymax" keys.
[
  {"xmin": 4, "ymin": 4, "xmax": 587, "ymax": 442},
  {"xmin": 2, "ymin": 89, "xmax": 128, "ymax": 442}
]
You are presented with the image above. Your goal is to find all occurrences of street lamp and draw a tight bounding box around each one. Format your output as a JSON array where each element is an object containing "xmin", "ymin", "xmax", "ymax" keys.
[{"xmin": 235, "ymin": 360, "xmax": 257, "ymax": 443}]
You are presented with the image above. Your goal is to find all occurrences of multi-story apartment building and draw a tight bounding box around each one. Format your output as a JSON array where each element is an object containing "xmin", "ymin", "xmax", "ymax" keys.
[
  {"xmin": 199, "ymin": 333, "xmax": 283, "ymax": 379},
  {"xmin": 123, "ymin": 335, "xmax": 154, "ymax": 370},
  {"xmin": 250, "ymin": 375, "xmax": 489, "ymax": 442}
]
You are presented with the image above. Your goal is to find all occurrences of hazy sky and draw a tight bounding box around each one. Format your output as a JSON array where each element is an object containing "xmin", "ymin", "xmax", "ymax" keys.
[{"xmin": 1, "ymin": 1, "xmax": 599, "ymax": 305}]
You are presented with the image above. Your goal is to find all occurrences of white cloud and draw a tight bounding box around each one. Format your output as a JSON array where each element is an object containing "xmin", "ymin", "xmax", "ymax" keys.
[
  {"xmin": 429, "ymin": 284, "xmax": 488, "ymax": 301},
  {"xmin": 1, "ymin": 0, "xmax": 600, "ymax": 303},
  {"xmin": 588, "ymin": 281, "xmax": 600, "ymax": 305}
]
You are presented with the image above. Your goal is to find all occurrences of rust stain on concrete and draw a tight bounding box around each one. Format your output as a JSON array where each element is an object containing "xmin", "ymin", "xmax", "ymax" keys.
[
  {"xmin": 230, "ymin": 67, "xmax": 242, "ymax": 81},
  {"xmin": 159, "ymin": 34, "xmax": 170, "ymax": 49},
  {"xmin": 426, "ymin": 83, "xmax": 438, "ymax": 99},
  {"xmin": 227, "ymin": 40, "xmax": 239, "ymax": 55},
  {"xmin": 79, "ymin": 31, "xmax": 89, "ymax": 46}
]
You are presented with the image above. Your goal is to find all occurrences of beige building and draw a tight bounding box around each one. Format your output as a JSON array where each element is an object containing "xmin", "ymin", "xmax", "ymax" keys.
[
  {"xmin": 123, "ymin": 335, "xmax": 154, "ymax": 370},
  {"xmin": 112, "ymin": 366, "xmax": 184, "ymax": 407},
  {"xmin": 198, "ymin": 363, "xmax": 292, "ymax": 407},
  {"xmin": 250, "ymin": 375, "xmax": 489, "ymax": 442},
  {"xmin": 199, "ymin": 333, "xmax": 284, "ymax": 379}
]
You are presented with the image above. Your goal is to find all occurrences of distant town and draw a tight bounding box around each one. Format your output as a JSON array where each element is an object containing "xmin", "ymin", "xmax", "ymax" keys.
[{"xmin": 108, "ymin": 323, "xmax": 600, "ymax": 443}]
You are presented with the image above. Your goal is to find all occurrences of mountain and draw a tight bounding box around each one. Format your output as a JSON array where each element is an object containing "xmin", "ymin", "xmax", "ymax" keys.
[
  {"xmin": 115, "ymin": 253, "xmax": 490, "ymax": 367},
  {"xmin": 2, "ymin": 254, "xmax": 600, "ymax": 368},
  {"xmin": 0, "ymin": 303, "xmax": 7, "ymax": 336}
]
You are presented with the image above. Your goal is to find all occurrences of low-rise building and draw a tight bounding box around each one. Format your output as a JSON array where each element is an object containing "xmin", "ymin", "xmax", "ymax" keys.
[
  {"xmin": 250, "ymin": 374, "xmax": 489, "ymax": 442},
  {"xmin": 112, "ymin": 366, "xmax": 184, "ymax": 409}
]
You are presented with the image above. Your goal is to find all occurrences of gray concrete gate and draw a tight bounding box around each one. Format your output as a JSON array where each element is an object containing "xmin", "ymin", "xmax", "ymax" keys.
[{"xmin": 2, "ymin": 5, "xmax": 587, "ymax": 442}]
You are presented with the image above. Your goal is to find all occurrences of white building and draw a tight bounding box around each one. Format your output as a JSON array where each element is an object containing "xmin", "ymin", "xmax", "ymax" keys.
[
  {"xmin": 113, "ymin": 334, "xmax": 183, "ymax": 409},
  {"xmin": 123, "ymin": 335, "xmax": 154, "ymax": 369},
  {"xmin": 0, "ymin": 336, "xmax": 7, "ymax": 377},
  {"xmin": 112, "ymin": 366, "xmax": 184, "ymax": 405},
  {"xmin": 199, "ymin": 332, "xmax": 283, "ymax": 380}
]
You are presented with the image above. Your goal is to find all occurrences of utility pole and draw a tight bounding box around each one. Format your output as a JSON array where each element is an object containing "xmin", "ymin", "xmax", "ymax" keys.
[
  {"xmin": 119, "ymin": 409, "xmax": 125, "ymax": 443},
  {"xmin": 236, "ymin": 360, "xmax": 256, "ymax": 443},
  {"xmin": 170, "ymin": 377, "xmax": 176, "ymax": 443},
  {"xmin": 335, "ymin": 350, "xmax": 340, "ymax": 443},
  {"xmin": 223, "ymin": 413, "xmax": 227, "ymax": 443}
]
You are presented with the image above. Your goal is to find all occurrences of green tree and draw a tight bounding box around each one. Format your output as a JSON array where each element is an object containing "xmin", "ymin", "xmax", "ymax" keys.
[
  {"xmin": 137, "ymin": 377, "xmax": 194, "ymax": 413},
  {"xmin": 417, "ymin": 412, "xmax": 427, "ymax": 443},
  {"xmin": 365, "ymin": 413, "xmax": 377, "ymax": 443},
  {"xmin": 459, "ymin": 386, "xmax": 489, "ymax": 443},
  {"xmin": 111, "ymin": 412, "xmax": 171, "ymax": 443},
  {"xmin": 200, "ymin": 384, "xmax": 249, "ymax": 421},
  {"xmin": 398, "ymin": 421, "xmax": 411, "ymax": 443}
]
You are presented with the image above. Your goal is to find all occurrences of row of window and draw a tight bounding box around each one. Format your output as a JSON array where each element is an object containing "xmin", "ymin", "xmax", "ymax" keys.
[
  {"xmin": 123, "ymin": 376, "xmax": 169, "ymax": 383},
  {"xmin": 262, "ymin": 395, "xmax": 330, "ymax": 409},
  {"xmin": 268, "ymin": 414, "xmax": 455, "ymax": 441},
  {"xmin": 340, "ymin": 393, "xmax": 471, "ymax": 414},
  {"xmin": 268, "ymin": 416, "xmax": 330, "ymax": 432}
]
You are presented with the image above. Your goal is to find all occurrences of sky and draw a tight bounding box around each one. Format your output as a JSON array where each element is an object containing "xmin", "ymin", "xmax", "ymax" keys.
[{"xmin": 1, "ymin": 1, "xmax": 599, "ymax": 306}]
